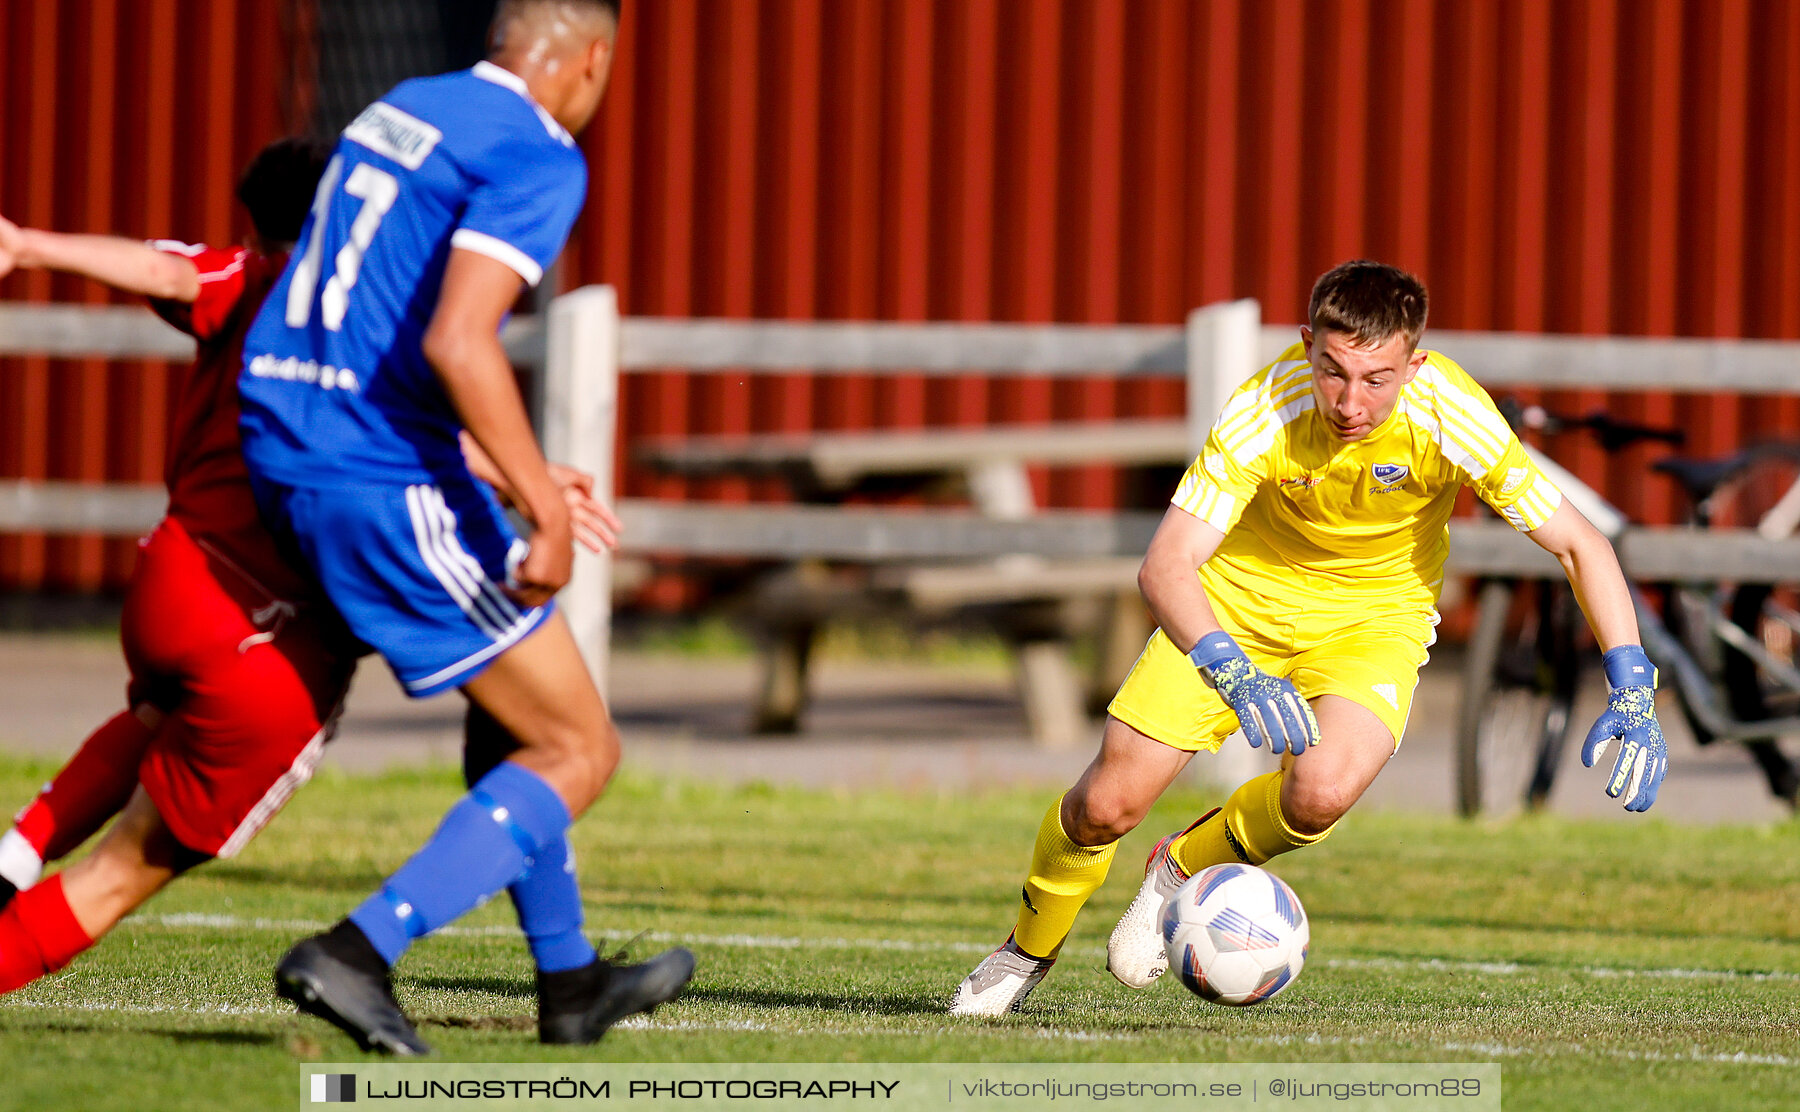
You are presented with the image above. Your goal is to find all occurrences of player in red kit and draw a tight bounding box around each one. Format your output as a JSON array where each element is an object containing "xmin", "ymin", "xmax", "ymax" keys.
[
  {"xmin": 0, "ymin": 138, "xmax": 353, "ymax": 989},
  {"xmin": 0, "ymin": 135, "xmax": 622, "ymax": 1010}
]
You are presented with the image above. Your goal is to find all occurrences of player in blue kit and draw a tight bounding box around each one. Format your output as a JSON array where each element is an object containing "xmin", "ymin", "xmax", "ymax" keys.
[{"xmin": 239, "ymin": 0, "xmax": 693, "ymax": 1055}]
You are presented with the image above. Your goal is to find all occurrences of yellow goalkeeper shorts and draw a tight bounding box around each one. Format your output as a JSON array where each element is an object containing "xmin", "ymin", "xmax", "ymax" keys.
[{"xmin": 1107, "ymin": 587, "xmax": 1437, "ymax": 753}]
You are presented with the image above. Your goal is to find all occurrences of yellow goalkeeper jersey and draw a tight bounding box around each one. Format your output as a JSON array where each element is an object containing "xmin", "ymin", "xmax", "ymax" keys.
[{"xmin": 1173, "ymin": 342, "xmax": 1562, "ymax": 608}]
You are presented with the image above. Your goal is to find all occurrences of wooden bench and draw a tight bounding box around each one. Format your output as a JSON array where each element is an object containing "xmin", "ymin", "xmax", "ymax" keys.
[
  {"xmin": 885, "ymin": 557, "xmax": 1151, "ymax": 748},
  {"xmin": 633, "ymin": 424, "xmax": 1193, "ymax": 748},
  {"xmin": 735, "ymin": 556, "xmax": 1148, "ymax": 750}
]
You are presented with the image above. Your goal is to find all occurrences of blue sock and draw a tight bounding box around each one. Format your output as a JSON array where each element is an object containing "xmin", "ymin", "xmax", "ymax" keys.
[
  {"xmin": 350, "ymin": 762, "xmax": 569, "ymax": 966},
  {"xmin": 508, "ymin": 834, "xmax": 597, "ymax": 973}
]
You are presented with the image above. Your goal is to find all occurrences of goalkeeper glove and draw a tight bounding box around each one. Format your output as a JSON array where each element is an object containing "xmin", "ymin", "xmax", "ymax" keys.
[
  {"xmin": 1580, "ymin": 644, "xmax": 1668, "ymax": 812},
  {"xmin": 1189, "ymin": 631, "xmax": 1320, "ymax": 755}
]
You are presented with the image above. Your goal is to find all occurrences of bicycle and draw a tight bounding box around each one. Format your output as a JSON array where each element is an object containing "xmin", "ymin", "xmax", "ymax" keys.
[
  {"xmin": 1454, "ymin": 402, "xmax": 1800, "ymax": 816},
  {"xmin": 1645, "ymin": 442, "xmax": 1800, "ymax": 802}
]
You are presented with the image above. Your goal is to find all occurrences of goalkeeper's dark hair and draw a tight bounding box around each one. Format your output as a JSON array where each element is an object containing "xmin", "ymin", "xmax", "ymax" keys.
[
  {"xmin": 236, "ymin": 136, "xmax": 331, "ymax": 246},
  {"xmin": 1308, "ymin": 260, "xmax": 1429, "ymax": 351}
]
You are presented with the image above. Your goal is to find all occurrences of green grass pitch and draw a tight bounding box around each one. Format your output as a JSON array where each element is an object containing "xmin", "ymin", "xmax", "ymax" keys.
[{"xmin": 0, "ymin": 754, "xmax": 1795, "ymax": 1111}]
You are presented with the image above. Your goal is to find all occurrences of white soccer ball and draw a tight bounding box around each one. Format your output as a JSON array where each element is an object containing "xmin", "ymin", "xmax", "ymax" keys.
[{"xmin": 1160, "ymin": 862, "xmax": 1309, "ymax": 1006}]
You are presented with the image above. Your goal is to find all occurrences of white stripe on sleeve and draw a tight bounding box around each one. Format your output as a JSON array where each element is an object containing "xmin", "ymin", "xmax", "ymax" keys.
[{"xmin": 450, "ymin": 228, "xmax": 544, "ymax": 287}]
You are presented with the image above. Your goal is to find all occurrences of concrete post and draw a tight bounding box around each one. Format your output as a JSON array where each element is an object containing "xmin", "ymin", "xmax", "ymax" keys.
[{"xmin": 542, "ymin": 285, "xmax": 620, "ymax": 694}]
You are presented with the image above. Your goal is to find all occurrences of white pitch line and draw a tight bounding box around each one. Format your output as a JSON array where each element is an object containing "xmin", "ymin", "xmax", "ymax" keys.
[
  {"xmin": 145, "ymin": 913, "xmax": 996, "ymax": 952},
  {"xmin": 1430, "ymin": 1038, "xmax": 1799, "ymax": 1069},
  {"xmin": 7, "ymin": 998, "xmax": 1794, "ymax": 1069},
  {"xmin": 1323, "ymin": 955, "xmax": 1800, "ymax": 984},
  {"xmin": 133, "ymin": 912, "xmax": 1800, "ymax": 985}
]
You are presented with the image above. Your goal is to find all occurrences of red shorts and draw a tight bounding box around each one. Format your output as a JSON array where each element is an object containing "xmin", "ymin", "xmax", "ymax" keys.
[{"xmin": 120, "ymin": 518, "xmax": 354, "ymax": 857}]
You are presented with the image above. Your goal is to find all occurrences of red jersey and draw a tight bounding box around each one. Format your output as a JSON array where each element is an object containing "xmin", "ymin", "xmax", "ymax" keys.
[{"xmin": 146, "ymin": 241, "xmax": 315, "ymax": 600}]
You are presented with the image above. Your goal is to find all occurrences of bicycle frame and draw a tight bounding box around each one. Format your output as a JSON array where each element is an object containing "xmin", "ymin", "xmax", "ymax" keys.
[
  {"xmin": 1631, "ymin": 583, "xmax": 1800, "ymax": 743},
  {"xmin": 1458, "ymin": 414, "xmax": 1800, "ymax": 814}
]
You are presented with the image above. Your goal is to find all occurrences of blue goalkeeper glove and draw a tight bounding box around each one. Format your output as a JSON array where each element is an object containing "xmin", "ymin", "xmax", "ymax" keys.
[
  {"xmin": 1189, "ymin": 631, "xmax": 1320, "ymax": 755},
  {"xmin": 1581, "ymin": 644, "xmax": 1668, "ymax": 812}
]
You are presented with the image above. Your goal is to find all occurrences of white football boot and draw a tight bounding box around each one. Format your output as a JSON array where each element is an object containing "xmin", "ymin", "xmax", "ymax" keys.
[
  {"xmin": 1106, "ymin": 810, "xmax": 1215, "ymax": 988},
  {"xmin": 949, "ymin": 935, "xmax": 1053, "ymax": 1016}
]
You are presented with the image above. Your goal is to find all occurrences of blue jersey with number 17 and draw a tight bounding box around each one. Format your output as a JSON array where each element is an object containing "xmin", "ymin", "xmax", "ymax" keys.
[{"xmin": 239, "ymin": 62, "xmax": 587, "ymax": 487}]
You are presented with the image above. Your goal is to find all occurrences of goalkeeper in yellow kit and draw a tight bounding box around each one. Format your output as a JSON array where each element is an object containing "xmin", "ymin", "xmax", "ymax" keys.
[{"xmin": 950, "ymin": 260, "xmax": 1668, "ymax": 1015}]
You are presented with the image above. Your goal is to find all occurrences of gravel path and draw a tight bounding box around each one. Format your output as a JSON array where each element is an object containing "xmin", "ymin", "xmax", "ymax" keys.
[{"xmin": 0, "ymin": 632, "xmax": 1789, "ymax": 824}]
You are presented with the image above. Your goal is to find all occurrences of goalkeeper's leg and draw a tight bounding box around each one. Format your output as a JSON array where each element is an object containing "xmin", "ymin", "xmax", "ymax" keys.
[
  {"xmin": 951, "ymin": 717, "xmax": 1192, "ymax": 1015},
  {"xmin": 1109, "ymin": 695, "xmax": 1394, "ymax": 987},
  {"xmin": 1167, "ymin": 695, "xmax": 1394, "ymax": 874}
]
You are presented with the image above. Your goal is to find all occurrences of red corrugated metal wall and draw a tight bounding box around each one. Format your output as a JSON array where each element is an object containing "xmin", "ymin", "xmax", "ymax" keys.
[
  {"xmin": 5, "ymin": 0, "xmax": 1800, "ymax": 593},
  {"xmin": 0, "ymin": 0, "xmax": 297, "ymax": 592},
  {"xmin": 576, "ymin": 0, "xmax": 1800, "ymax": 522}
]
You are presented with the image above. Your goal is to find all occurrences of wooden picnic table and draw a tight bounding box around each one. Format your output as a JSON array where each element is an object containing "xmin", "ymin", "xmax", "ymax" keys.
[
  {"xmin": 633, "ymin": 419, "xmax": 1198, "ymax": 748},
  {"xmin": 635, "ymin": 418, "xmax": 1192, "ymax": 518}
]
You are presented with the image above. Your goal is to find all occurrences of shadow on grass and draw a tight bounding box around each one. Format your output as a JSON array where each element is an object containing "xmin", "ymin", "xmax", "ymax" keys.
[
  {"xmin": 406, "ymin": 974, "xmax": 533, "ymax": 1001},
  {"xmin": 14, "ymin": 1020, "xmax": 281, "ymax": 1048},
  {"xmin": 403, "ymin": 975, "xmax": 951, "ymax": 1024},
  {"xmin": 157, "ymin": 1027, "xmax": 279, "ymax": 1046},
  {"xmin": 680, "ymin": 983, "xmax": 945, "ymax": 1018},
  {"xmin": 422, "ymin": 1013, "xmax": 535, "ymax": 1034}
]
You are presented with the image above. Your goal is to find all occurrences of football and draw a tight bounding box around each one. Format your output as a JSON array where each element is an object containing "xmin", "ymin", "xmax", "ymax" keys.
[{"xmin": 1160, "ymin": 863, "xmax": 1309, "ymax": 1006}]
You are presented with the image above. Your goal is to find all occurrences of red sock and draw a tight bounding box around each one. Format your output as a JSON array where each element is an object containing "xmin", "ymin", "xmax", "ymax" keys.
[
  {"xmin": 0, "ymin": 876, "xmax": 93, "ymax": 993},
  {"xmin": 13, "ymin": 710, "xmax": 153, "ymax": 862}
]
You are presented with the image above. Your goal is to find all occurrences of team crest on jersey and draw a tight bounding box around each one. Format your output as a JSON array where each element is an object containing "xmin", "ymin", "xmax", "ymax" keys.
[{"xmin": 1371, "ymin": 463, "xmax": 1409, "ymax": 486}]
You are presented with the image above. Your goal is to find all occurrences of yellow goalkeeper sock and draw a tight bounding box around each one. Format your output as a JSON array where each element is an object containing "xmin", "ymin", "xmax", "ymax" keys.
[
  {"xmin": 1011, "ymin": 795, "xmax": 1118, "ymax": 960},
  {"xmin": 1167, "ymin": 770, "xmax": 1332, "ymax": 875}
]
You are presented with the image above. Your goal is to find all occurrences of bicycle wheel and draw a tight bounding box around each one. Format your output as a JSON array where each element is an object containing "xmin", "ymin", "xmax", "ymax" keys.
[
  {"xmin": 1456, "ymin": 580, "xmax": 1580, "ymax": 816},
  {"xmin": 1524, "ymin": 585, "xmax": 1583, "ymax": 809},
  {"xmin": 1723, "ymin": 582, "xmax": 1800, "ymax": 805},
  {"xmin": 1659, "ymin": 582, "xmax": 1725, "ymax": 747},
  {"xmin": 1717, "ymin": 446, "xmax": 1800, "ymax": 804}
]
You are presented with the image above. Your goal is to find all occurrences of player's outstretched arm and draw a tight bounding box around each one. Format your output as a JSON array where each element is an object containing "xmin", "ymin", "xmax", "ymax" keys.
[
  {"xmin": 459, "ymin": 432, "xmax": 622, "ymax": 555},
  {"xmin": 423, "ymin": 248, "xmax": 572, "ymax": 607},
  {"xmin": 1139, "ymin": 506, "xmax": 1319, "ymax": 754},
  {"xmin": 1527, "ymin": 501, "xmax": 1668, "ymax": 810},
  {"xmin": 0, "ymin": 213, "xmax": 199, "ymax": 302}
]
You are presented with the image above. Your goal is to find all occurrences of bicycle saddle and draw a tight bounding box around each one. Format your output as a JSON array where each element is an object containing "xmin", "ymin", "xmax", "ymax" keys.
[{"xmin": 1653, "ymin": 452, "xmax": 1752, "ymax": 507}]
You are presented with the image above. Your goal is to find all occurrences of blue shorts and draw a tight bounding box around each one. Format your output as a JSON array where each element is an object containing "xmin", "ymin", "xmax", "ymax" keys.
[{"xmin": 253, "ymin": 474, "xmax": 552, "ymax": 697}]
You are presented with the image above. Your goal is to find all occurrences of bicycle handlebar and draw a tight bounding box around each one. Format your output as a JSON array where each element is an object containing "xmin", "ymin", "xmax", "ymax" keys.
[{"xmin": 1497, "ymin": 397, "xmax": 1687, "ymax": 451}]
